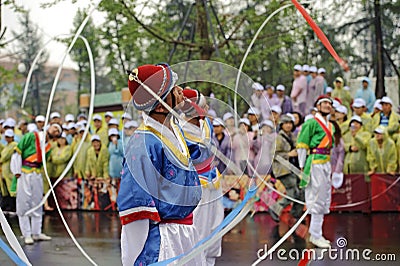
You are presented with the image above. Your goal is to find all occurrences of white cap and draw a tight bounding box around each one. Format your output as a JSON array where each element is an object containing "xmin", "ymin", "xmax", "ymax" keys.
[
  {"xmin": 67, "ymin": 122, "xmax": 77, "ymax": 130},
  {"xmin": 27, "ymin": 123, "xmax": 38, "ymax": 132},
  {"xmin": 65, "ymin": 114, "xmax": 75, "ymax": 122},
  {"xmin": 91, "ymin": 135, "xmax": 101, "ymax": 142},
  {"xmin": 124, "ymin": 120, "xmax": 139, "ymax": 129},
  {"xmin": 122, "ymin": 113, "xmax": 132, "ymax": 120},
  {"xmin": 336, "ymin": 105, "xmax": 348, "ymax": 115},
  {"xmin": 212, "ymin": 117, "xmax": 225, "ymax": 127},
  {"xmin": 77, "ymin": 113, "xmax": 87, "ymax": 120},
  {"xmin": 317, "ymin": 67, "xmax": 326, "ymax": 74},
  {"xmin": 326, "ymin": 87, "xmax": 333, "ymax": 93},
  {"xmin": 4, "ymin": 129, "xmax": 14, "ymax": 138},
  {"xmin": 239, "ymin": 118, "xmax": 250, "ymax": 126},
  {"xmin": 207, "ymin": 109, "xmax": 217, "ymax": 118},
  {"xmin": 3, "ymin": 118, "xmax": 16, "ymax": 128},
  {"xmin": 105, "ymin": 111, "xmax": 114, "ymax": 118},
  {"xmin": 276, "ymin": 84, "xmax": 285, "ymax": 91},
  {"xmin": 353, "ymin": 98, "xmax": 366, "ymax": 108},
  {"xmin": 302, "ymin": 64, "xmax": 310, "ymax": 72},
  {"xmin": 271, "ymin": 105, "xmax": 282, "ymax": 115},
  {"xmin": 247, "ymin": 107, "xmax": 260, "ymax": 115},
  {"xmin": 35, "ymin": 115, "xmax": 45, "ymax": 122},
  {"xmin": 223, "ymin": 112, "xmax": 234, "ymax": 121},
  {"xmin": 108, "ymin": 118, "xmax": 119, "ymax": 125},
  {"xmin": 0, "ymin": 119, "xmax": 4, "ymax": 125},
  {"xmin": 61, "ymin": 132, "xmax": 67, "ymax": 139},
  {"xmin": 344, "ymin": 86, "xmax": 350, "ymax": 91},
  {"xmin": 380, "ymin": 96, "xmax": 393, "ymax": 106},
  {"xmin": 304, "ymin": 114, "xmax": 314, "ymax": 121},
  {"xmin": 93, "ymin": 114, "xmax": 102, "ymax": 121},
  {"xmin": 78, "ymin": 126, "xmax": 86, "ymax": 132},
  {"xmin": 350, "ymin": 115, "xmax": 363, "ymax": 124},
  {"xmin": 332, "ymin": 100, "xmax": 341, "ymax": 110},
  {"xmin": 260, "ymin": 119, "xmax": 274, "ymax": 129},
  {"xmin": 374, "ymin": 100, "xmax": 382, "ymax": 111},
  {"xmin": 252, "ymin": 82, "xmax": 264, "ymax": 91},
  {"xmin": 309, "ymin": 66, "xmax": 317, "ymax": 73},
  {"xmin": 294, "ymin": 64, "xmax": 302, "ymax": 71},
  {"xmin": 62, "ymin": 123, "xmax": 68, "ymax": 130},
  {"xmin": 50, "ymin": 112, "xmax": 61, "ymax": 120},
  {"xmin": 108, "ymin": 128, "xmax": 119, "ymax": 136},
  {"xmin": 374, "ymin": 126, "xmax": 385, "ymax": 134}
]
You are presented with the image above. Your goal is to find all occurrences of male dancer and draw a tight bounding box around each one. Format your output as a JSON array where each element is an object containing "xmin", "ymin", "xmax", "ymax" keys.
[
  {"xmin": 117, "ymin": 64, "xmax": 203, "ymax": 265},
  {"xmin": 296, "ymin": 95, "xmax": 334, "ymax": 248}
]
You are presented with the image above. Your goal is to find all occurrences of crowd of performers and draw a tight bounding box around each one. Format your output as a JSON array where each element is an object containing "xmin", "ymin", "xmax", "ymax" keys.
[{"xmin": 0, "ymin": 62, "xmax": 400, "ymax": 265}]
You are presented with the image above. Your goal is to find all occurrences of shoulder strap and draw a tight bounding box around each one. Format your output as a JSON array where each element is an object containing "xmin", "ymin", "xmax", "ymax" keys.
[{"xmin": 279, "ymin": 132, "xmax": 295, "ymax": 150}]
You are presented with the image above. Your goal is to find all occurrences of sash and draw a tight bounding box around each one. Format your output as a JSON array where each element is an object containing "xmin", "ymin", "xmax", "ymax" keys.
[{"xmin": 314, "ymin": 115, "xmax": 333, "ymax": 148}]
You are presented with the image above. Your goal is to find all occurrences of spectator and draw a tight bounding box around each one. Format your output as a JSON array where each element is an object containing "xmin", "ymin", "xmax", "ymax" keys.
[
  {"xmin": 51, "ymin": 132, "xmax": 72, "ymax": 179},
  {"xmin": 231, "ymin": 118, "xmax": 254, "ymax": 176},
  {"xmin": 35, "ymin": 115, "xmax": 45, "ymax": 131},
  {"xmin": 104, "ymin": 111, "xmax": 114, "ymax": 125},
  {"xmin": 306, "ymin": 66, "xmax": 319, "ymax": 112},
  {"xmin": 367, "ymin": 126, "xmax": 397, "ymax": 176},
  {"xmin": 85, "ymin": 135, "xmax": 110, "ymax": 180},
  {"xmin": 355, "ymin": 77, "xmax": 376, "ymax": 113},
  {"xmin": 325, "ymin": 87, "xmax": 333, "ymax": 97},
  {"xmin": 247, "ymin": 107, "xmax": 261, "ymax": 134},
  {"xmin": 17, "ymin": 120, "xmax": 28, "ymax": 136},
  {"xmin": 72, "ymin": 126, "xmax": 91, "ymax": 180},
  {"xmin": 223, "ymin": 112, "xmax": 236, "ymax": 137},
  {"xmin": 66, "ymin": 122, "xmax": 77, "ymax": 145},
  {"xmin": 50, "ymin": 112, "xmax": 62, "ymax": 125},
  {"xmin": 262, "ymin": 84, "xmax": 280, "ymax": 120},
  {"xmin": 92, "ymin": 114, "xmax": 108, "ymax": 146},
  {"xmin": 65, "ymin": 114, "xmax": 75, "ymax": 124},
  {"xmin": 108, "ymin": 128, "xmax": 123, "ymax": 180},
  {"xmin": 292, "ymin": 111, "xmax": 303, "ymax": 137},
  {"xmin": 212, "ymin": 118, "xmax": 232, "ymax": 175},
  {"xmin": 335, "ymin": 105, "xmax": 349, "ymax": 136},
  {"xmin": 121, "ymin": 113, "xmax": 132, "ymax": 124},
  {"xmin": 270, "ymin": 115, "xmax": 304, "ymax": 221},
  {"xmin": 290, "ymin": 65, "xmax": 308, "ymax": 116},
  {"xmin": 276, "ymin": 84, "xmax": 293, "ymax": 114},
  {"xmin": 352, "ymin": 98, "xmax": 373, "ymax": 133},
  {"xmin": 270, "ymin": 105, "xmax": 282, "ymax": 131},
  {"xmin": 330, "ymin": 121, "xmax": 345, "ymax": 185},
  {"xmin": 343, "ymin": 115, "xmax": 371, "ymax": 174},
  {"xmin": 250, "ymin": 82, "xmax": 265, "ymax": 114},
  {"xmin": 122, "ymin": 120, "xmax": 138, "ymax": 148},
  {"xmin": 302, "ymin": 64, "xmax": 311, "ymax": 85},
  {"xmin": 1, "ymin": 118, "xmax": 20, "ymax": 144},
  {"xmin": 332, "ymin": 77, "xmax": 352, "ymax": 113},
  {"xmin": 0, "ymin": 129, "xmax": 18, "ymax": 212},
  {"xmin": 316, "ymin": 68, "xmax": 327, "ymax": 95},
  {"xmin": 252, "ymin": 119, "xmax": 275, "ymax": 176},
  {"xmin": 371, "ymin": 99, "xmax": 382, "ymax": 118},
  {"xmin": 372, "ymin": 96, "xmax": 400, "ymax": 139}
]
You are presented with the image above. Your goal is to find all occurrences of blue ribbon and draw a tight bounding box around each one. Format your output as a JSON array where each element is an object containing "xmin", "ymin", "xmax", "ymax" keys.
[
  {"xmin": 0, "ymin": 238, "xmax": 28, "ymax": 266},
  {"xmin": 151, "ymin": 186, "xmax": 257, "ymax": 266}
]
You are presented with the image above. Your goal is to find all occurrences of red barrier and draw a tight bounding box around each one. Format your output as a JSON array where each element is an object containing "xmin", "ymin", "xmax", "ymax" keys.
[
  {"xmin": 330, "ymin": 174, "xmax": 370, "ymax": 212},
  {"xmin": 371, "ymin": 174, "xmax": 400, "ymax": 212}
]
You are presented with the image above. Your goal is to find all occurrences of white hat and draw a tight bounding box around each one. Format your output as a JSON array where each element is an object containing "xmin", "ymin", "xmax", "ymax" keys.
[
  {"xmin": 304, "ymin": 114, "xmax": 314, "ymax": 121},
  {"xmin": 77, "ymin": 113, "xmax": 87, "ymax": 120},
  {"xmin": 271, "ymin": 105, "xmax": 282, "ymax": 115},
  {"xmin": 326, "ymin": 87, "xmax": 333, "ymax": 93},
  {"xmin": 332, "ymin": 172, "xmax": 344, "ymax": 189},
  {"xmin": 332, "ymin": 100, "xmax": 341, "ymax": 110},
  {"xmin": 344, "ymin": 86, "xmax": 350, "ymax": 91},
  {"xmin": 260, "ymin": 119, "xmax": 274, "ymax": 129},
  {"xmin": 108, "ymin": 128, "xmax": 119, "ymax": 136},
  {"xmin": 61, "ymin": 132, "xmax": 67, "ymax": 139},
  {"xmin": 207, "ymin": 109, "xmax": 217, "ymax": 118},
  {"xmin": 0, "ymin": 119, "xmax": 4, "ymax": 125},
  {"xmin": 374, "ymin": 126, "xmax": 385, "ymax": 134},
  {"xmin": 353, "ymin": 98, "xmax": 366, "ymax": 108},
  {"xmin": 65, "ymin": 114, "xmax": 75, "ymax": 122},
  {"xmin": 93, "ymin": 114, "xmax": 102, "ymax": 121},
  {"xmin": 380, "ymin": 96, "xmax": 393, "ymax": 106},
  {"xmin": 302, "ymin": 64, "xmax": 310, "ymax": 72},
  {"xmin": 373, "ymin": 100, "xmax": 382, "ymax": 111},
  {"xmin": 247, "ymin": 107, "xmax": 260, "ymax": 116},
  {"xmin": 3, "ymin": 118, "xmax": 16, "ymax": 128},
  {"xmin": 91, "ymin": 135, "xmax": 101, "ymax": 142},
  {"xmin": 350, "ymin": 115, "xmax": 363, "ymax": 125},
  {"xmin": 105, "ymin": 111, "xmax": 114, "ymax": 118},
  {"xmin": 223, "ymin": 112, "xmax": 234, "ymax": 121},
  {"xmin": 67, "ymin": 122, "xmax": 77, "ymax": 130},
  {"xmin": 62, "ymin": 123, "xmax": 68, "ymax": 130},
  {"xmin": 124, "ymin": 120, "xmax": 139, "ymax": 129},
  {"xmin": 239, "ymin": 118, "xmax": 250, "ymax": 126},
  {"xmin": 27, "ymin": 123, "xmax": 38, "ymax": 132},
  {"xmin": 317, "ymin": 68, "xmax": 326, "ymax": 74},
  {"xmin": 309, "ymin": 66, "xmax": 317, "ymax": 73},
  {"xmin": 108, "ymin": 118, "xmax": 119, "ymax": 125},
  {"xmin": 336, "ymin": 105, "xmax": 348, "ymax": 115},
  {"xmin": 4, "ymin": 129, "xmax": 14, "ymax": 138},
  {"xmin": 78, "ymin": 126, "xmax": 86, "ymax": 132},
  {"xmin": 285, "ymin": 113, "xmax": 296, "ymax": 122},
  {"xmin": 294, "ymin": 64, "xmax": 302, "ymax": 71},
  {"xmin": 50, "ymin": 112, "xmax": 61, "ymax": 120},
  {"xmin": 212, "ymin": 117, "xmax": 225, "ymax": 127},
  {"xmin": 122, "ymin": 113, "xmax": 132, "ymax": 120},
  {"xmin": 252, "ymin": 82, "xmax": 264, "ymax": 91},
  {"xmin": 276, "ymin": 84, "xmax": 285, "ymax": 91}
]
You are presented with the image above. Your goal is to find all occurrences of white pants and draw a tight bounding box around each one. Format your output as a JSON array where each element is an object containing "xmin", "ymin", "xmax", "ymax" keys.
[
  {"xmin": 193, "ymin": 186, "xmax": 224, "ymax": 265},
  {"xmin": 305, "ymin": 162, "xmax": 331, "ymax": 239},
  {"xmin": 16, "ymin": 171, "xmax": 44, "ymax": 237}
]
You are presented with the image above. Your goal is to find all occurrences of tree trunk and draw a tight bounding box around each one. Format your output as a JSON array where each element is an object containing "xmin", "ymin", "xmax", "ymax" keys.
[
  {"xmin": 196, "ymin": 0, "xmax": 212, "ymax": 60},
  {"xmin": 374, "ymin": 0, "xmax": 385, "ymax": 98}
]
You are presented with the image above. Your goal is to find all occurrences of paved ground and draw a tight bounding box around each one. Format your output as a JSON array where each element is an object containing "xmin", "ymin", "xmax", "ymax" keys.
[{"xmin": 1, "ymin": 211, "xmax": 399, "ymax": 265}]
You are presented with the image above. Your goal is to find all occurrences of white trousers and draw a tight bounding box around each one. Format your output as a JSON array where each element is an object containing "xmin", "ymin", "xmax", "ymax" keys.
[
  {"xmin": 16, "ymin": 171, "xmax": 44, "ymax": 237},
  {"xmin": 193, "ymin": 186, "xmax": 224, "ymax": 265}
]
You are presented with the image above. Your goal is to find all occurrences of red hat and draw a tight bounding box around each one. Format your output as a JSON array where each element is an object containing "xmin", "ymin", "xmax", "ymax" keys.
[
  {"xmin": 127, "ymin": 63, "xmax": 176, "ymax": 112},
  {"xmin": 314, "ymin": 95, "xmax": 333, "ymax": 106}
]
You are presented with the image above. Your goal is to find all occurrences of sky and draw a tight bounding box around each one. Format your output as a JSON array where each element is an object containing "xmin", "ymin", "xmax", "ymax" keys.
[{"xmin": 1, "ymin": 0, "xmax": 105, "ymax": 69}]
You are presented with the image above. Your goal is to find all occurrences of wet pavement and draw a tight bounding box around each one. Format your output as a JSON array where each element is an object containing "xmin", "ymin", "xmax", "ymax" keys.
[{"xmin": 1, "ymin": 211, "xmax": 399, "ymax": 265}]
